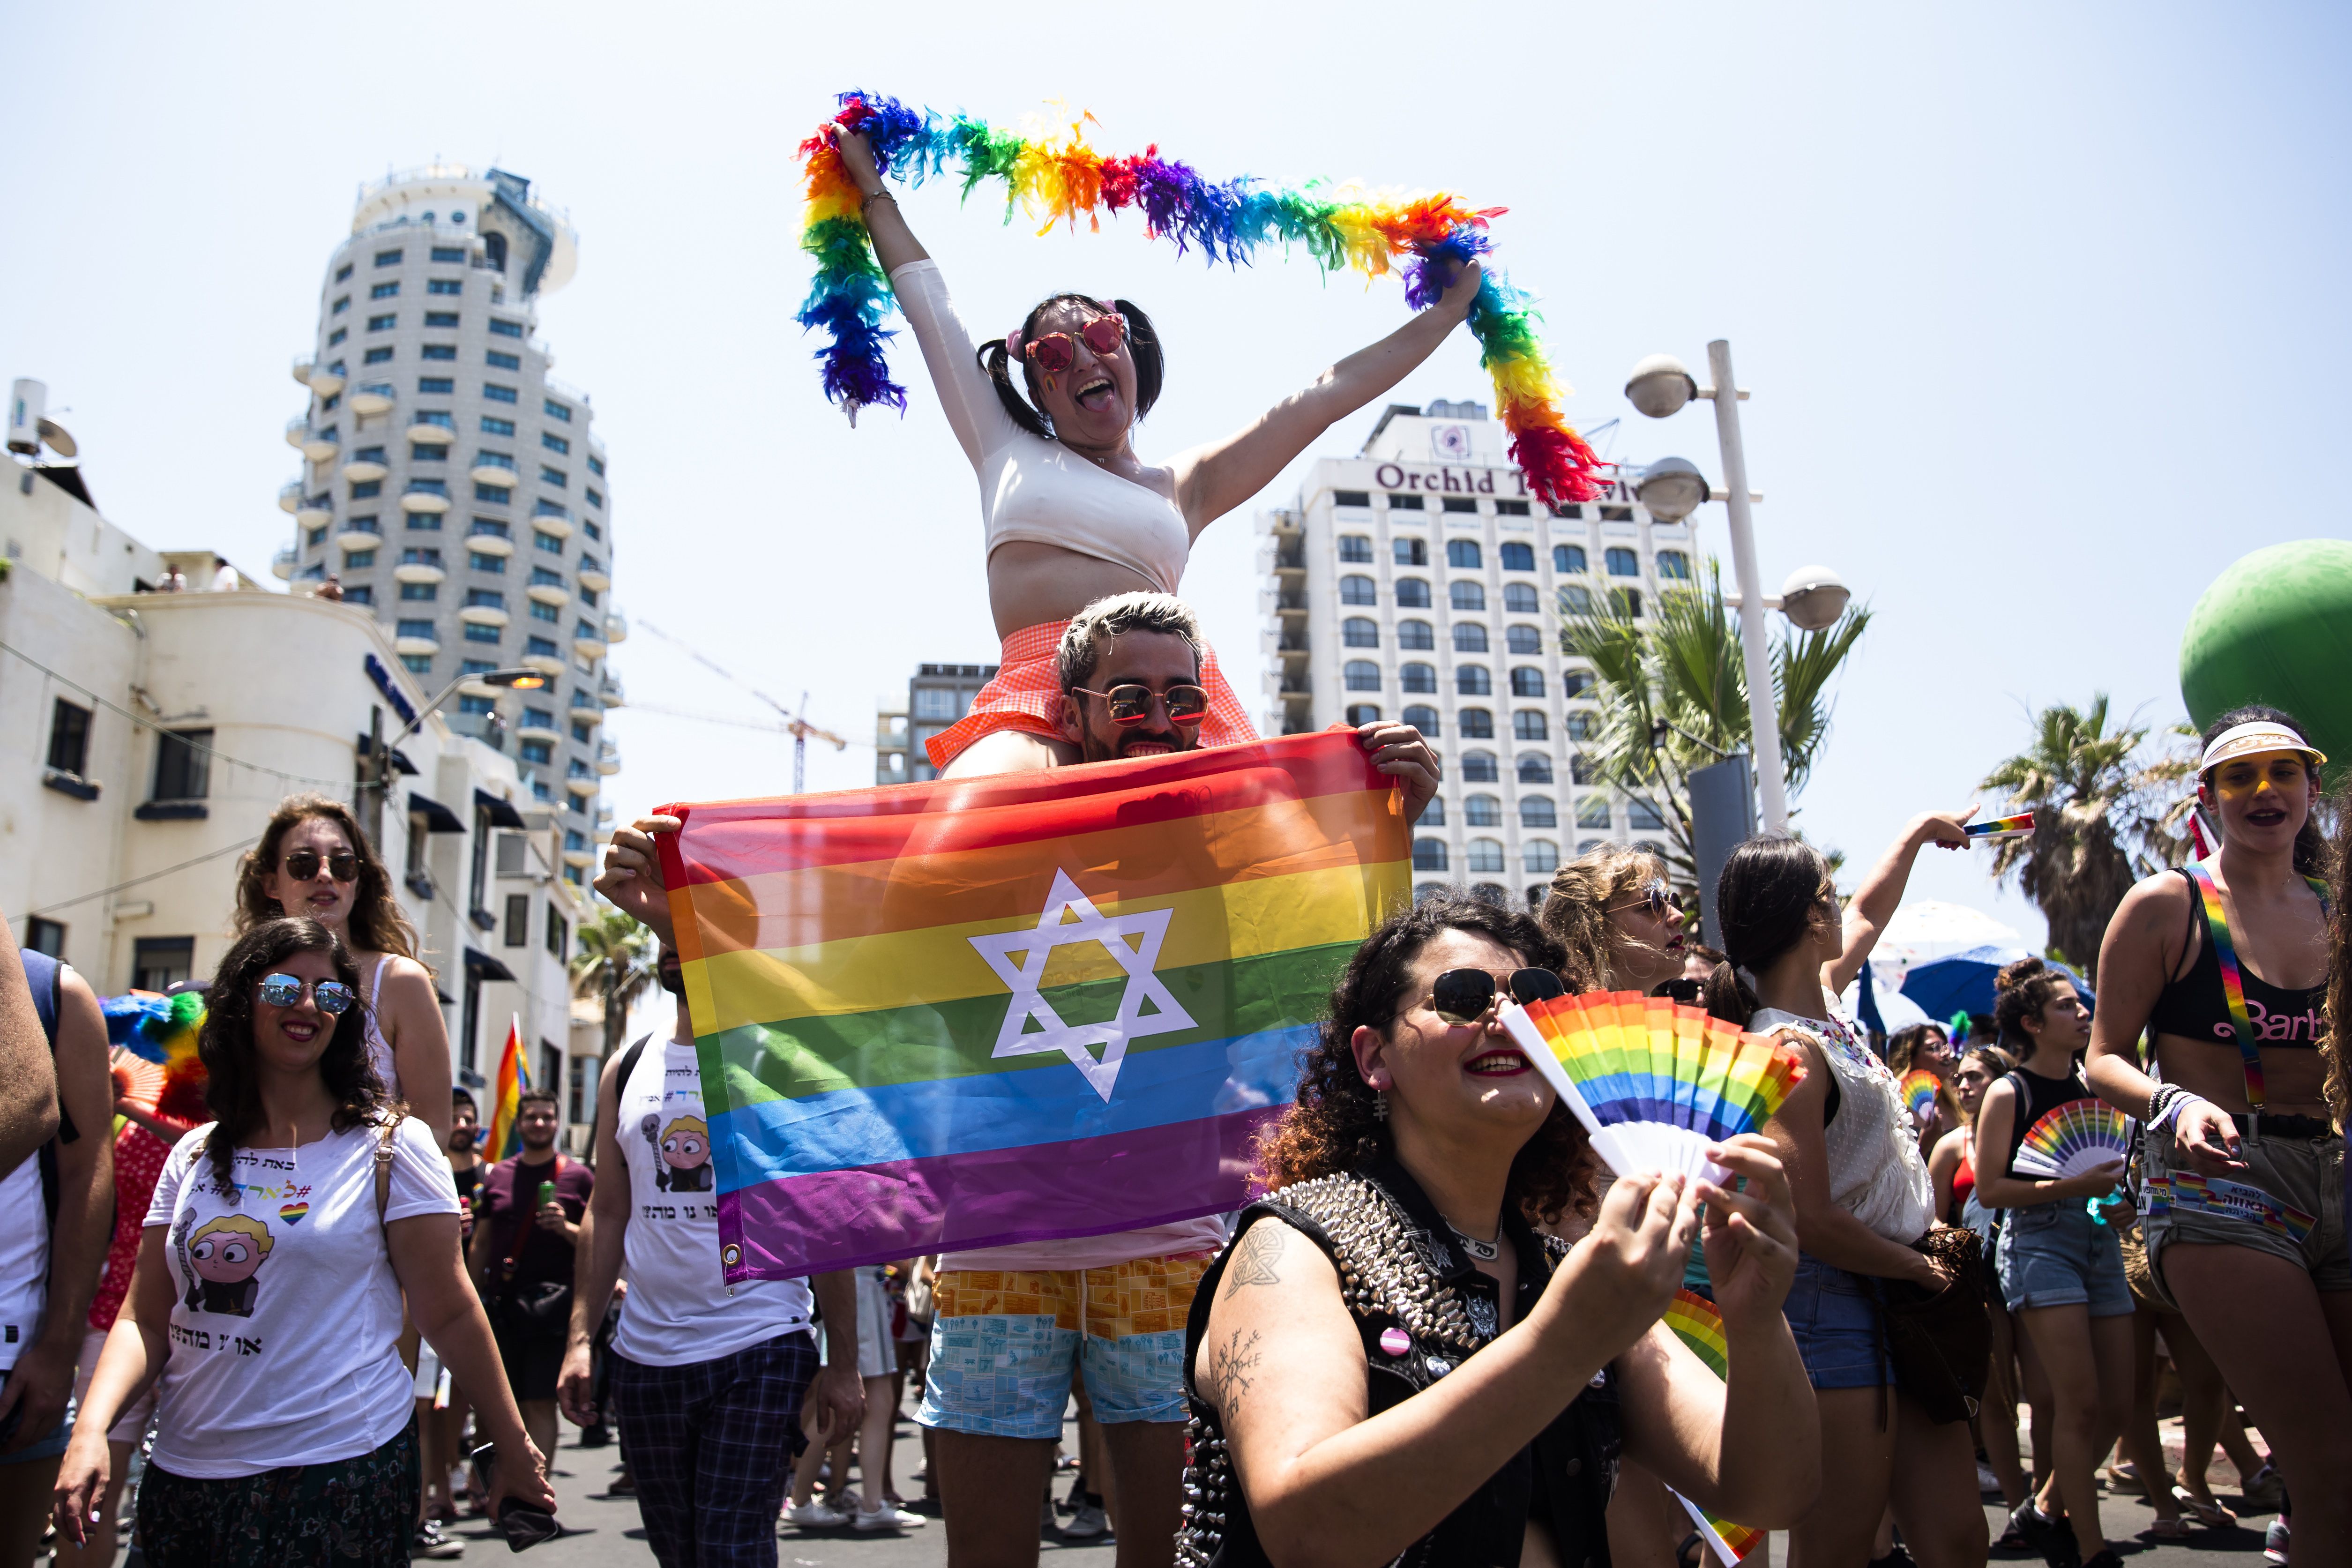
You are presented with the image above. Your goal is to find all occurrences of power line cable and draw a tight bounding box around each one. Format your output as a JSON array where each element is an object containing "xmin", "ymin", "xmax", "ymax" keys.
[{"xmin": 29, "ymin": 837, "xmax": 260, "ymax": 917}]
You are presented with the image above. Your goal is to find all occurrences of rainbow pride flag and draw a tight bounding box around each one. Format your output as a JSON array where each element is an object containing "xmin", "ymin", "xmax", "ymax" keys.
[
  {"xmin": 1660, "ymin": 1288, "xmax": 1767, "ymax": 1563},
  {"xmin": 657, "ymin": 733, "xmax": 1410, "ymax": 1282},
  {"xmin": 484, "ymin": 1015, "xmax": 530, "ymax": 1160}
]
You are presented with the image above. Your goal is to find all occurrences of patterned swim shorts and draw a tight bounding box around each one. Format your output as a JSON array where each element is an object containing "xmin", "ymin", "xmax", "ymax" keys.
[{"xmin": 917, "ymin": 1252, "xmax": 1210, "ymax": 1440}]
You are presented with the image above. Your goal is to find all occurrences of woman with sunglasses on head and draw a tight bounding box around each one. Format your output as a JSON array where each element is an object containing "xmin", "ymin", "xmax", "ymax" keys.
[
  {"xmin": 832, "ymin": 127, "xmax": 1487, "ymax": 780},
  {"xmin": 2084, "ymin": 707, "xmax": 2348, "ymax": 1566},
  {"xmin": 236, "ymin": 794, "xmax": 452, "ymax": 1151},
  {"xmin": 1538, "ymin": 843, "xmax": 1689, "ymax": 994},
  {"xmin": 52, "ymin": 918, "xmax": 554, "ymax": 1563},
  {"xmin": 1178, "ymin": 895, "xmax": 1816, "ymax": 1567},
  {"xmin": 1702, "ymin": 809, "xmax": 1983, "ymax": 1568}
]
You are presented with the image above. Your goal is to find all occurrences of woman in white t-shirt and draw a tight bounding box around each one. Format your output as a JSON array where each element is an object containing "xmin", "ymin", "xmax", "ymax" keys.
[{"xmin": 52, "ymin": 918, "xmax": 555, "ymax": 1563}]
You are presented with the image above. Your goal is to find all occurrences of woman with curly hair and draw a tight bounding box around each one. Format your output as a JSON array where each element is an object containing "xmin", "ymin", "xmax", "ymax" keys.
[
  {"xmin": 1537, "ymin": 842, "xmax": 1690, "ymax": 994},
  {"xmin": 52, "ymin": 918, "xmax": 552, "ymax": 1562},
  {"xmin": 235, "ymin": 794, "xmax": 451, "ymax": 1150},
  {"xmin": 1889, "ymin": 1022, "xmax": 1964, "ymax": 1160},
  {"xmin": 1175, "ymin": 895, "xmax": 1814, "ymax": 1566}
]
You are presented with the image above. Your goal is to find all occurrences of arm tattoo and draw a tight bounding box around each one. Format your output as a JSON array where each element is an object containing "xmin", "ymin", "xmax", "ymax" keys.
[
  {"xmin": 1221, "ymin": 1224, "xmax": 1286, "ymax": 1299},
  {"xmin": 1205, "ymin": 1328, "xmax": 1264, "ymax": 1420}
]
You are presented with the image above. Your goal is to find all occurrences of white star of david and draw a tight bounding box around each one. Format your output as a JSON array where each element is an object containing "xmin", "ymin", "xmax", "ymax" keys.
[{"xmin": 965, "ymin": 869, "xmax": 1196, "ymax": 1102}]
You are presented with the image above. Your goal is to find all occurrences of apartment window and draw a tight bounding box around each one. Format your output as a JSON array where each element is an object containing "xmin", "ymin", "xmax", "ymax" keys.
[
  {"xmin": 1600, "ymin": 506, "xmax": 1635, "ymax": 523},
  {"xmin": 1468, "ymin": 839, "xmax": 1507, "ymax": 874},
  {"xmin": 467, "ymin": 588, "xmax": 506, "ymax": 610},
  {"xmin": 1523, "ymin": 840, "xmax": 1560, "ymax": 874},
  {"xmin": 531, "ymin": 566, "xmax": 565, "ymax": 588},
  {"xmin": 1446, "ymin": 539, "xmax": 1481, "ymax": 569},
  {"xmin": 1657, "ymin": 550, "xmax": 1692, "ymax": 581},
  {"xmin": 326, "ymin": 327, "xmax": 346, "ymax": 347},
  {"xmin": 336, "ymin": 263, "xmax": 355, "ymax": 282},
  {"xmin": 402, "ymin": 654, "xmax": 431, "ymax": 674},
  {"xmin": 1339, "ymin": 574, "xmax": 1376, "ymax": 606},
  {"xmin": 1555, "ymin": 544, "xmax": 1587, "ymax": 573},
  {"xmin": 402, "ymin": 545, "xmax": 443, "ymax": 567},
  {"xmin": 484, "ymin": 383, "xmax": 518, "ymax": 403},
  {"xmin": 1610, "ymin": 588, "xmax": 1643, "ymax": 618},
  {"xmin": 425, "ymin": 311, "xmax": 459, "ymax": 329},
  {"xmin": 47, "ymin": 698, "xmax": 92, "ymax": 776},
  {"xmin": 1397, "ymin": 620, "xmax": 1434, "ymax": 650},
  {"xmin": 1628, "ymin": 798, "xmax": 1666, "ymax": 830},
  {"xmin": 1518, "ymin": 754, "xmax": 1554, "ymax": 784},
  {"xmin": 539, "ymin": 466, "xmax": 567, "ymax": 488},
  {"xmin": 520, "ymin": 740, "xmax": 553, "ymax": 765},
  {"xmin": 1504, "ymin": 582, "xmax": 1540, "ymax": 614},
  {"xmin": 522, "ymin": 706, "xmax": 554, "ymax": 730},
  {"xmin": 481, "ymin": 415, "xmax": 516, "ymax": 435},
  {"xmin": 363, "ymin": 347, "xmax": 393, "ymax": 365},
  {"xmin": 1456, "ymin": 665, "xmax": 1491, "ymax": 696},
  {"xmin": 405, "ymin": 513, "xmax": 441, "ymax": 532},
  {"xmin": 1333, "ymin": 489, "xmax": 1369, "ymax": 508},
  {"xmin": 477, "ymin": 451, "xmax": 516, "ymax": 473},
  {"xmin": 472, "ymin": 518, "xmax": 512, "ymax": 539},
  {"xmin": 544, "ymin": 398, "xmax": 572, "ymax": 421},
  {"xmin": 24, "ymin": 918, "xmax": 65, "ymax": 959},
  {"xmin": 371, "ymin": 284, "xmax": 400, "ymax": 303},
  {"xmin": 410, "ymin": 444, "xmax": 445, "ymax": 463},
  {"xmin": 344, "ymin": 550, "xmax": 376, "ymax": 570},
  {"xmin": 431, "ymin": 246, "xmax": 467, "ymax": 264},
  {"xmin": 461, "ymin": 660, "xmax": 497, "ymax": 677},
  {"xmin": 1401, "ymin": 663, "xmax": 1436, "ymax": 694},
  {"xmin": 1450, "ymin": 581, "xmax": 1486, "ymax": 612},
  {"xmin": 1511, "ymin": 667, "xmax": 1545, "ymax": 698},
  {"xmin": 133, "ymin": 937, "xmax": 194, "ymax": 993},
  {"xmin": 1500, "ymin": 542, "xmax": 1535, "ymax": 571},
  {"xmin": 1442, "ymin": 497, "xmax": 1478, "ymax": 515},
  {"xmin": 1389, "ymin": 493, "xmax": 1425, "ymax": 511},
  {"xmin": 1496, "ymin": 500, "xmax": 1531, "ymax": 517},
  {"xmin": 374, "ymin": 249, "xmax": 402, "ymax": 267},
  {"xmin": 400, "ymin": 582, "xmax": 438, "ymax": 601},
  {"xmin": 533, "ymin": 503, "xmax": 568, "ymax": 525},
  {"xmin": 530, "ymin": 601, "xmax": 560, "ymax": 624},
  {"xmin": 470, "ymin": 551, "xmax": 506, "ymax": 573},
  {"xmin": 350, "ymin": 479, "xmax": 382, "ymax": 499},
  {"xmin": 152, "ymin": 728, "xmax": 213, "ymax": 801},
  {"xmin": 485, "ymin": 350, "xmax": 520, "ymax": 371},
  {"xmin": 583, "ymin": 487, "xmax": 604, "ymax": 508},
  {"xmin": 1393, "ymin": 538, "xmax": 1427, "ymax": 567},
  {"xmin": 319, "ymin": 392, "xmax": 340, "ymax": 412},
  {"xmin": 1563, "ymin": 670, "xmax": 1596, "ymax": 699},
  {"xmin": 464, "ymin": 624, "xmax": 501, "ymax": 644},
  {"xmin": 367, "ymin": 313, "xmax": 396, "ymax": 331},
  {"xmin": 534, "ymin": 531, "xmax": 563, "ymax": 555},
  {"xmin": 475, "ymin": 484, "xmax": 512, "ymax": 504},
  {"xmin": 1605, "ymin": 547, "xmax": 1641, "ymax": 577},
  {"xmin": 1459, "ymin": 709, "xmax": 1495, "ymax": 739},
  {"xmin": 1559, "ymin": 584, "xmax": 1595, "ymax": 616},
  {"xmin": 1418, "ymin": 797, "xmax": 1445, "ymax": 827},
  {"xmin": 415, "ymin": 410, "xmax": 454, "ymax": 430},
  {"xmin": 503, "ymin": 893, "xmax": 529, "ymax": 947},
  {"xmin": 489, "ymin": 318, "xmax": 525, "ymax": 338},
  {"xmin": 1462, "ymin": 750, "xmax": 1500, "ymax": 783},
  {"xmin": 1395, "ymin": 578, "xmax": 1431, "ymax": 608},
  {"xmin": 1566, "ymin": 712, "xmax": 1595, "ymax": 740},
  {"xmin": 397, "ymin": 617, "xmax": 437, "ymax": 640},
  {"xmin": 1454, "ymin": 623, "xmax": 1488, "ymax": 653},
  {"xmin": 1343, "ymin": 660, "xmax": 1381, "ymax": 692},
  {"xmin": 1412, "ymin": 837, "xmax": 1449, "ymax": 873},
  {"xmin": 572, "ymin": 720, "xmax": 594, "ymax": 743},
  {"xmin": 1334, "ymin": 534, "xmax": 1373, "ymax": 564},
  {"xmin": 306, "ymin": 525, "xmax": 328, "ymax": 548},
  {"xmin": 408, "ymin": 478, "xmax": 449, "ymax": 498},
  {"xmin": 428, "ymin": 278, "xmax": 463, "ymax": 296},
  {"xmin": 353, "ymin": 444, "xmax": 386, "ymax": 464},
  {"xmin": 582, "ymin": 520, "xmax": 600, "ymax": 541},
  {"xmin": 345, "ymin": 586, "xmax": 374, "ymax": 605},
  {"xmin": 1514, "ymin": 711, "xmax": 1549, "ymax": 741},
  {"xmin": 1465, "ymin": 794, "xmax": 1502, "ymax": 827},
  {"xmin": 1403, "ymin": 705, "xmax": 1440, "ymax": 736},
  {"xmin": 1342, "ymin": 617, "xmax": 1378, "ymax": 648},
  {"xmin": 1520, "ymin": 796, "xmax": 1559, "ymax": 830},
  {"xmin": 527, "ymin": 636, "xmax": 560, "ymax": 659},
  {"xmin": 566, "ymin": 759, "xmax": 592, "ymax": 779},
  {"xmin": 542, "ymin": 433, "xmax": 570, "ymax": 455},
  {"xmin": 546, "ymin": 904, "xmax": 568, "ymax": 961},
  {"xmin": 587, "ymin": 454, "xmax": 605, "ymax": 477},
  {"xmin": 421, "ymin": 344, "xmax": 456, "ymax": 361}
]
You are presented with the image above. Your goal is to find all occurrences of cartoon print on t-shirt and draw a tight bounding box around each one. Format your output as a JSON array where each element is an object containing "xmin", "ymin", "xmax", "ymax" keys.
[
  {"xmin": 658, "ymin": 1115, "xmax": 713, "ymax": 1192},
  {"xmin": 183, "ymin": 1213, "xmax": 273, "ymax": 1317}
]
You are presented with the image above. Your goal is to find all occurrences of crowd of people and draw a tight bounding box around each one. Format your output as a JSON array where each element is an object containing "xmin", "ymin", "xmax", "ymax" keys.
[{"xmin": 0, "ymin": 114, "xmax": 2341, "ymax": 1568}]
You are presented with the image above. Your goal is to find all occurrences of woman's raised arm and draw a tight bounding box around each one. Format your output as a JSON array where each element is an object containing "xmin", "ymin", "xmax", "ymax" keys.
[
  {"xmin": 1172, "ymin": 260, "xmax": 1484, "ymax": 539},
  {"xmin": 836, "ymin": 128, "xmax": 928, "ymax": 276}
]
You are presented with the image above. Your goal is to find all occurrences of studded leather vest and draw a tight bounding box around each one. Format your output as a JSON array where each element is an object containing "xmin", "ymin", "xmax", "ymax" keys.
[{"xmin": 1177, "ymin": 1158, "xmax": 1621, "ymax": 1568}]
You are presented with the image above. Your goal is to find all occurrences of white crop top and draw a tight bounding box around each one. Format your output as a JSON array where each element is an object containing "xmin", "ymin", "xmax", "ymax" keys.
[{"xmin": 889, "ymin": 259, "xmax": 1190, "ymax": 595}]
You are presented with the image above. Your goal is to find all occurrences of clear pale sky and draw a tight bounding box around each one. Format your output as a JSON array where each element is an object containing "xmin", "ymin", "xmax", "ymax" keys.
[{"xmin": 9, "ymin": 1, "xmax": 2350, "ymax": 963}]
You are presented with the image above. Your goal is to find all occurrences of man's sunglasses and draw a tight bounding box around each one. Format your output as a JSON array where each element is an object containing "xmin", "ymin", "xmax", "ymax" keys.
[
  {"xmin": 1606, "ymin": 882, "xmax": 1683, "ymax": 920},
  {"xmin": 283, "ymin": 849, "xmax": 359, "ymax": 883},
  {"xmin": 1072, "ymin": 684, "xmax": 1209, "ymax": 727},
  {"xmin": 1417, "ymin": 967, "xmax": 1566, "ymax": 1026},
  {"xmin": 1025, "ymin": 314, "xmax": 1127, "ymax": 376},
  {"xmin": 257, "ymin": 973, "xmax": 357, "ymax": 1014}
]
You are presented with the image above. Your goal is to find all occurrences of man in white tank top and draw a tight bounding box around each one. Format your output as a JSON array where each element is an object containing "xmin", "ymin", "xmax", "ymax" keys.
[{"xmin": 558, "ymin": 951, "xmax": 866, "ymax": 1566}]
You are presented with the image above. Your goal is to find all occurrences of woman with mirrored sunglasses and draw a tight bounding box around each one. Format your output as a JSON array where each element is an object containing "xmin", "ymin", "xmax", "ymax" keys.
[
  {"xmin": 1176, "ymin": 894, "xmax": 1814, "ymax": 1567},
  {"xmin": 830, "ymin": 126, "xmax": 1492, "ymax": 782},
  {"xmin": 236, "ymin": 793, "xmax": 452, "ymax": 1154},
  {"xmin": 53, "ymin": 917, "xmax": 555, "ymax": 1562},
  {"xmin": 1538, "ymin": 843, "xmax": 1690, "ymax": 995}
]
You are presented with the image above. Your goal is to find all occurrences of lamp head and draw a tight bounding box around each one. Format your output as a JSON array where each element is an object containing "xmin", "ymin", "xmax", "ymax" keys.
[
  {"xmin": 1624, "ymin": 355, "xmax": 1698, "ymax": 419},
  {"xmin": 485, "ymin": 669, "xmax": 545, "ymax": 690},
  {"xmin": 1635, "ymin": 456, "xmax": 1709, "ymax": 523},
  {"xmin": 1778, "ymin": 565, "xmax": 1851, "ymax": 632}
]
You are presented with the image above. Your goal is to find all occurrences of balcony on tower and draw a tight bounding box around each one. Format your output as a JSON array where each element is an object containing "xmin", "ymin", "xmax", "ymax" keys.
[
  {"xmin": 596, "ymin": 739, "xmax": 620, "ymax": 776},
  {"xmin": 351, "ymin": 382, "xmax": 396, "ymax": 417}
]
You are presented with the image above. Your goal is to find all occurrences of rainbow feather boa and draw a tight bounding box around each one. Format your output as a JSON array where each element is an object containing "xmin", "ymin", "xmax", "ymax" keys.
[{"xmin": 797, "ymin": 92, "xmax": 1603, "ymax": 507}]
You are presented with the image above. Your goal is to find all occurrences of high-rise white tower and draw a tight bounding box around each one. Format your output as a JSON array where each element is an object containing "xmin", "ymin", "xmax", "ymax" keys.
[{"xmin": 277, "ymin": 166, "xmax": 622, "ymax": 882}]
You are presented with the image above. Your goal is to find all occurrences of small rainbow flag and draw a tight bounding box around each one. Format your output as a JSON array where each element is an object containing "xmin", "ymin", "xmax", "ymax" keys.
[
  {"xmin": 1660, "ymin": 1288, "xmax": 1766, "ymax": 1563},
  {"xmin": 1900, "ymin": 1068, "xmax": 1942, "ymax": 1126},
  {"xmin": 2009, "ymin": 1100, "xmax": 2127, "ymax": 1179},
  {"xmin": 484, "ymin": 1015, "xmax": 530, "ymax": 1161},
  {"xmin": 1966, "ymin": 813, "xmax": 2034, "ymax": 843},
  {"xmin": 658, "ymin": 733, "xmax": 1409, "ymax": 1281}
]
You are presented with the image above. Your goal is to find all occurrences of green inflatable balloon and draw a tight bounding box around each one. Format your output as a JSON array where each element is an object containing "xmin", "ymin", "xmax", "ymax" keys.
[{"xmin": 2179, "ymin": 538, "xmax": 2352, "ymax": 784}]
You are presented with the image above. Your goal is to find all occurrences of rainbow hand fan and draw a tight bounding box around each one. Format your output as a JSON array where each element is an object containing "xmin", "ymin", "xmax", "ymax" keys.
[
  {"xmin": 110, "ymin": 1048, "xmax": 164, "ymax": 1115},
  {"xmin": 1500, "ymin": 991, "xmax": 1805, "ymax": 1183},
  {"xmin": 1660, "ymin": 1288, "xmax": 1766, "ymax": 1563},
  {"xmin": 1900, "ymin": 1068, "xmax": 1941, "ymax": 1126},
  {"xmin": 1966, "ymin": 813, "xmax": 2035, "ymax": 843},
  {"xmin": 2009, "ymin": 1100, "xmax": 2128, "ymax": 1178}
]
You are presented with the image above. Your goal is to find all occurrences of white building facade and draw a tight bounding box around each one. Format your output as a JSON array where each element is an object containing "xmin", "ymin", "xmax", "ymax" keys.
[
  {"xmin": 1259, "ymin": 400, "xmax": 1695, "ymax": 907},
  {"xmin": 272, "ymin": 166, "xmax": 623, "ymax": 883}
]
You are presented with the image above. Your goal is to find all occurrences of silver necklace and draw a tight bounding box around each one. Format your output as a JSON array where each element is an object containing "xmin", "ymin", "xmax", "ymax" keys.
[{"xmin": 1443, "ymin": 1218, "xmax": 1500, "ymax": 1262}]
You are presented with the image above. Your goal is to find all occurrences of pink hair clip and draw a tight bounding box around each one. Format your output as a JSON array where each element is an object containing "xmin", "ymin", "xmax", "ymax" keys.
[{"xmin": 1003, "ymin": 329, "xmax": 1024, "ymax": 359}]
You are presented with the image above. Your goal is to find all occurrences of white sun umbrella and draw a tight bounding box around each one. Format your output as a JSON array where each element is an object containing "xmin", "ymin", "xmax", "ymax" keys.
[{"xmin": 1872, "ymin": 901, "xmax": 2022, "ymax": 991}]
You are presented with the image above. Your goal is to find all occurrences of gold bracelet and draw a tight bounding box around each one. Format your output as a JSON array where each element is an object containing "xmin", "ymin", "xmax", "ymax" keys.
[{"xmin": 861, "ymin": 189, "xmax": 897, "ymax": 214}]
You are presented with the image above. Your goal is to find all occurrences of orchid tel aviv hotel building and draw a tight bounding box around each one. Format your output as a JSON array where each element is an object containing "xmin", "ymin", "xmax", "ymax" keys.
[
  {"xmin": 1259, "ymin": 400, "xmax": 1694, "ymax": 908},
  {"xmin": 276, "ymin": 167, "xmax": 622, "ymax": 882}
]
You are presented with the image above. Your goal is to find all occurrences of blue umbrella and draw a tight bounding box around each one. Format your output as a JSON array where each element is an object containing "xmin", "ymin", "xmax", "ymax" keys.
[{"xmin": 1897, "ymin": 945, "xmax": 2095, "ymax": 1024}]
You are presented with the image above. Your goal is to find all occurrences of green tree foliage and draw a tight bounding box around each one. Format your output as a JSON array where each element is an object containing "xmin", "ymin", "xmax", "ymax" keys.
[{"xmin": 570, "ymin": 905, "xmax": 657, "ymax": 1061}]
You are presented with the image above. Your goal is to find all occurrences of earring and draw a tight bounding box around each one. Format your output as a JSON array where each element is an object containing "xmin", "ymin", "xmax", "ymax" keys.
[{"xmin": 1372, "ymin": 1090, "xmax": 1389, "ymax": 1122}]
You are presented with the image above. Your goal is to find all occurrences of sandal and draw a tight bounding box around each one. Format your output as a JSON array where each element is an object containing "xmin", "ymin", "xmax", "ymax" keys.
[
  {"xmin": 2171, "ymin": 1486, "xmax": 2236, "ymax": 1527},
  {"xmin": 2144, "ymin": 1518, "xmax": 2194, "ymax": 1540}
]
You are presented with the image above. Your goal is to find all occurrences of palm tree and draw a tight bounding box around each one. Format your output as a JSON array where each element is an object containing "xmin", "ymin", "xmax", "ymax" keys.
[
  {"xmin": 571, "ymin": 906, "xmax": 657, "ymax": 1061},
  {"xmin": 1979, "ymin": 696, "xmax": 2196, "ymax": 970},
  {"xmin": 1561, "ymin": 560, "xmax": 1872, "ymax": 898}
]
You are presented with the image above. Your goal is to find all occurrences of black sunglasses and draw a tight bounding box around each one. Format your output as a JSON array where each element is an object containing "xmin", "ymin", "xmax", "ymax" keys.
[
  {"xmin": 1071, "ymin": 684, "xmax": 1210, "ymax": 727},
  {"xmin": 1416, "ymin": 967, "xmax": 1566, "ymax": 1026},
  {"xmin": 283, "ymin": 849, "xmax": 359, "ymax": 883}
]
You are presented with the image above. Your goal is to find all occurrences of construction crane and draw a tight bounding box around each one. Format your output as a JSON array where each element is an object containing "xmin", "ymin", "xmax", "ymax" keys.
[{"xmin": 636, "ymin": 620, "xmax": 848, "ymax": 794}]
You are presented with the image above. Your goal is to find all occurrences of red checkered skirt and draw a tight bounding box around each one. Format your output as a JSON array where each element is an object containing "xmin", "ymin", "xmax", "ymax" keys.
[{"xmin": 923, "ymin": 619, "xmax": 1260, "ymax": 772}]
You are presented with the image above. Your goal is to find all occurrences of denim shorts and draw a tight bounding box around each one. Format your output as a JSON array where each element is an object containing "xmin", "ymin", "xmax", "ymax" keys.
[
  {"xmin": 1995, "ymin": 1199, "xmax": 2134, "ymax": 1316},
  {"xmin": 2141, "ymin": 1120, "xmax": 2350, "ymax": 1310},
  {"xmin": 1782, "ymin": 1254, "xmax": 1894, "ymax": 1390}
]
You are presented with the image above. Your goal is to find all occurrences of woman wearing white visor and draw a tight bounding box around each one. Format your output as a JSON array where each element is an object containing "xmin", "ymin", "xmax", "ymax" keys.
[{"xmin": 2087, "ymin": 706, "xmax": 2346, "ymax": 1566}]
